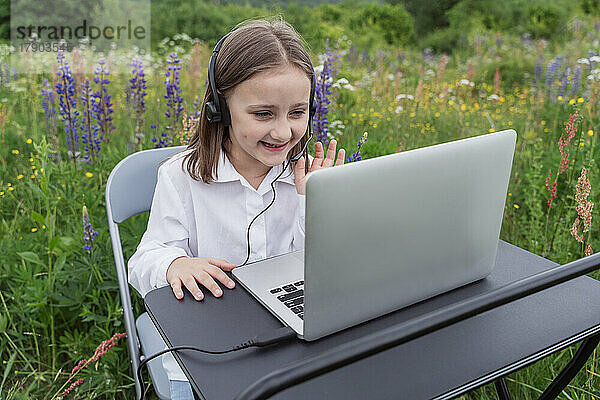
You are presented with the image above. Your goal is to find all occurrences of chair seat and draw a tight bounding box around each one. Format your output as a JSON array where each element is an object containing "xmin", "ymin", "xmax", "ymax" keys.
[{"xmin": 136, "ymin": 312, "xmax": 171, "ymax": 400}]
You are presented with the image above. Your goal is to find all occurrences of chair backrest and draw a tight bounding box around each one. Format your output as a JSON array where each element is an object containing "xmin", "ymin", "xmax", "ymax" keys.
[
  {"xmin": 106, "ymin": 145, "xmax": 187, "ymax": 223},
  {"xmin": 105, "ymin": 145, "xmax": 186, "ymax": 397}
]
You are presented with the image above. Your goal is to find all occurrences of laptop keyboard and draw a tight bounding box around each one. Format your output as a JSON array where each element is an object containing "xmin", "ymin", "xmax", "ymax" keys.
[{"xmin": 269, "ymin": 280, "xmax": 304, "ymax": 320}]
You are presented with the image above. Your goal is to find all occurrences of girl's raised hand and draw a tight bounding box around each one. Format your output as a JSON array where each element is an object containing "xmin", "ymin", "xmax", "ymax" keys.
[
  {"xmin": 293, "ymin": 140, "xmax": 345, "ymax": 195},
  {"xmin": 166, "ymin": 256, "xmax": 237, "ymax": 300}
]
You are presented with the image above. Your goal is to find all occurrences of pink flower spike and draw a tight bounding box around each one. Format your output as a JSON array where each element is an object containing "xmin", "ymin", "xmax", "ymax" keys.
[
  {"xmin": 585, "ymin": 245, "xmax": 593, "ymax": 257},
  {"xmin": 545, "ymin": 170, "xmax": 553, "ymax": 191},
  {"xmin": 62, "ymin": 378, "xmax": 85, "ymax": 396},
  {"xmin": 570, "ymin": 218, "xmax": 584, "ymax": 242}
]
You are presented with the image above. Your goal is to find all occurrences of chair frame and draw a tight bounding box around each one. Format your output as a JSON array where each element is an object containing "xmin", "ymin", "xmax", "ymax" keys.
[{"xmin": 106, "ymin": 146, "xmax": 187, "ymax": 399}]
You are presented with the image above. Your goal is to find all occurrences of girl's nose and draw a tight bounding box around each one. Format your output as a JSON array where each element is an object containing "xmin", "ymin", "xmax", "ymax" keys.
[{"xmin": 270, "ymin": 118, "xmax": 293, "ymax": 142}]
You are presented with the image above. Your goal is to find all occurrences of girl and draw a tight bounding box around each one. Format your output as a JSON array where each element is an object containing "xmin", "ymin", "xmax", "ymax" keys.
[{"xmin": 128, "ymin": 18, "xmax": 345, "ymax": 399}]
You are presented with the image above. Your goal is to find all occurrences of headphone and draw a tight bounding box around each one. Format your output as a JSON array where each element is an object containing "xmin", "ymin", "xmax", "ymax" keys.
[{"xmin": 205, "ymin": 32, "xmax": 317, "ymax": 162}]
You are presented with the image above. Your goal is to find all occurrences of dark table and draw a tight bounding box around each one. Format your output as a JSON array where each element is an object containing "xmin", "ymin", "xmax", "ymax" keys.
[{"xmin": 145, "ymin": 240, "xmax": 600, "ymax": 399}]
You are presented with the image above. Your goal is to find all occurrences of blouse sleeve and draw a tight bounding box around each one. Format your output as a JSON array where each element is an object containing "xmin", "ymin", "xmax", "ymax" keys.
[{"xmin": 128, "ymin": 164, "xmax": 191, "ymax": 298}]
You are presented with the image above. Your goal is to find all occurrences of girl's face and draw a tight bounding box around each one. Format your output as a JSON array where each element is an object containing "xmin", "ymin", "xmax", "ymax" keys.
[{"xmin": 225, "ymin": 64, "xmax": 312, "ymax": 179}]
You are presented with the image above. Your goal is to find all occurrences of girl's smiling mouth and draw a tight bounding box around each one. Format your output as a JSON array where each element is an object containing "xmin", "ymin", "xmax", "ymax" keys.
[{"xmin": 260, "ymin": 141, "xmax": 288, "ymax": 151}]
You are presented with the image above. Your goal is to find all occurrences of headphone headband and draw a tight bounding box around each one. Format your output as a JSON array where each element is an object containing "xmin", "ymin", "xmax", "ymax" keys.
[{"xmin": 205, "ymin": 33, "xmax": 232, "ymax": 125}]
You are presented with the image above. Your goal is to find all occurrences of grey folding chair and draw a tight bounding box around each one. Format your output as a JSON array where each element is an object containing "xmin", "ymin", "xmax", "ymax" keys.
[{"xmin": 106, "ymin": 145, "xmax": 187, "ymax": 400}]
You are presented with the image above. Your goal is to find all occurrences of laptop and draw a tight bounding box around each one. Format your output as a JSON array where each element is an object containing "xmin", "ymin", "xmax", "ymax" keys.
[{"xmin": 232, "ymin": 129, "xmax": 517, "ymax": 341}]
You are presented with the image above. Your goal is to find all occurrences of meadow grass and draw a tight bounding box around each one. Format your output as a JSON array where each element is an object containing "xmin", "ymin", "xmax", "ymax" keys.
[{"xmin": 0, "ymin": 18, "xmax": 599, "ymax": 400}]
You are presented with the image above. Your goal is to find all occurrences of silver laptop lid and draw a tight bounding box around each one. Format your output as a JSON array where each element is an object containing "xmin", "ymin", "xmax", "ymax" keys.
[{"xmin": 302, "ymin": 130, "xmax": 517, "ymax": 341}]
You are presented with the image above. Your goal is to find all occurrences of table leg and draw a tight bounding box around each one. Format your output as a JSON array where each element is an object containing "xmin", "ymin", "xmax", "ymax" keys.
[
  {"xmin": 537, "ymin": 333, "xmax": 600, "ymax": 400},
  {"xmin": 494, "ymin": 378, "xmax": 511, "ymax": 400}
]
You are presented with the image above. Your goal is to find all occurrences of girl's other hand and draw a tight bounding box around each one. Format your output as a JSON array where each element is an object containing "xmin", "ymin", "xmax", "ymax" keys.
[
  {"xmin": 166, "ymin": 257, "xmax": 237, "ymax": 300},
  {"xmin": 293, "ymin": 140, "xmax": 345, "ymax": 195}
]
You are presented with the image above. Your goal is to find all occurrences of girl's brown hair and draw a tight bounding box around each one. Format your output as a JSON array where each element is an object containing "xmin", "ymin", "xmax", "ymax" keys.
[{"xmin": 183, "ymin": 17, "xmax": 314, "ymax": 183}]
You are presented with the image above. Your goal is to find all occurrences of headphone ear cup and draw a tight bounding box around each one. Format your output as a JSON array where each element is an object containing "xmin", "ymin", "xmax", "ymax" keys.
[
  {"xmin": 219, "ymin": 95, "xmax": 231, "ymax": 126},
  {"xmin": 310, "ymin": 98, "xmax": 317, "ymax": 120},
  {"xmin": 206, "ymin": 101, "xmax": 218, "ymax": 123}
]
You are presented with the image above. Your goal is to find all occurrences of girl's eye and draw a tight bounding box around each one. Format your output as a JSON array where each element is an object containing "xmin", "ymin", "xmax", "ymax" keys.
[
  {"xmin": 254, "ymin": 112, "xmax": 271, "ymax": 118},
  {"xmin": 291, "ymin": 110, "xmax": 305, "ymax": 117}
]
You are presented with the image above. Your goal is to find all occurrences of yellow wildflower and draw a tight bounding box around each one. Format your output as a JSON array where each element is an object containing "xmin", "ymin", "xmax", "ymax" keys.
[
  {"xmin": 587, "ymin": 130, "xmax": 593, "ymax": 136},
  {"xmin": 577, "ymin": 98, "xmax": 584, "ymax": 103},
  {"xmin": 17, "ymin": 175, "xmax": 23, "ymax": 180},
  {"xmin": 508, "ymin": 192, "xmax": 512, "ymax": 196},
  {"xmin": 31, "ymin": 228, "xmax": 38, "ymax": 232},
  {"xmin": 26, "ymin": 138, "xmax": 32, "ymax": 144},
  {"xmin": 489, "ymin": 128, "xmax": 495, "ymax": 133},
  {"xmin": 569, "ymin": 99, "xmax": 576, "ymax": 105},
  {"xmin": 541, "ymin": 120, "xmax": 546, "ymax": 125},
  {"xmin": 11, "ymin": 149, "xmax": 19, "ymax": 155},
  {"xmin": 557, "ymin": 96, "xmax": 564, "ymax": 102},
  {"xmin": 513, "ymin": 204, "xmax": 519, "ymax": 209}
]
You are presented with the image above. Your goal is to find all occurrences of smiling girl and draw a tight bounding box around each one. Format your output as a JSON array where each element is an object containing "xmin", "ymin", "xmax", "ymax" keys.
[{"xmin": 128, "ymin": 17, "xmax": 345, "ymax": 399}]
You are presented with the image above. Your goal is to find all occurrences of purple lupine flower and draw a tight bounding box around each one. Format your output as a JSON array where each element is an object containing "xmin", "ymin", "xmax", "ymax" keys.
[
  {"xmin": 41, "ymin": 78, "xmax": 57, "ymax": 134},
  {"xmin": 348, "ymin": 43, "xmax": 358, "ymax": 63},
  {"xmin": 533, "ymin": 57, "xmax": 544, "ymax": 87},
  {"xmin": 571, "ymin": 65, "xmax": 583, "ymax": 97},
  {"xmin": 396, "ymin": 49, "xmax": 405, "ymax": 63},
  {"xmin": 313, "ymin": 49, "xmax": 340, "ymax": 146},
  {"xmin": 80, "ymin": 78, "xmax": 101, "ymax": 163},
  {"xmin": 495, "ymin": 33, "xmax": 504, "ymax": 48},
  {"xmin": 152, "ymin": 132, "xmax": 169, "ymax": 149},
  {"xmin": 82, "ymin": 205, "xmax": 98, "ymax": 251},
  {"xmin": 559, "ymin": 68, "xmax": 569, "ymax": 99},
  {"xmin": 55, "ymin": 51, "xmax": 80, "ymax": 161},
  {"xmin": 347, "ymin": 132, "xmax": 368, "ymax": 163},
  {"xmin": 544, "ymin": 56, "xmax": 563, "ymax": 99},
  {"xmin": 423, "ymin": 48, "xmax": 434, "ymax": 64},
  {"xmin": 2, "ymin": 63, "xmax": 9, "ymax": 85},
  {"xmin": 361, "ymin": 49, "xmax": 369, "ymax": 66},
  {"xmin": 129, "ymin": 55, "xmax": 147, "ymax": 142},
  {"xmin": 91, "ymin": 58, "xmax": 114, "ymax": 145},
  {"xmin": 162, "ymin": 52, "xmax": 184, "ymax": 145},
  {"xmin": 192, "ymin": 96, "xmax": 202, "ymax": 117}
]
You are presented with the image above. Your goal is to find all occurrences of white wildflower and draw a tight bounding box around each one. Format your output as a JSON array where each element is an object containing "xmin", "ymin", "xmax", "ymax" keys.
[{"xmin": 395, "ymin": 94, "xmax": 414, "ymax": 101}]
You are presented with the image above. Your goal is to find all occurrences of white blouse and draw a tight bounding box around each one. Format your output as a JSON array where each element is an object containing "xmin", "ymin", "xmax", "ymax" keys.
[{"xmin": 128, "ymin": 148, "xmax": 306, "ymax": 381}]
